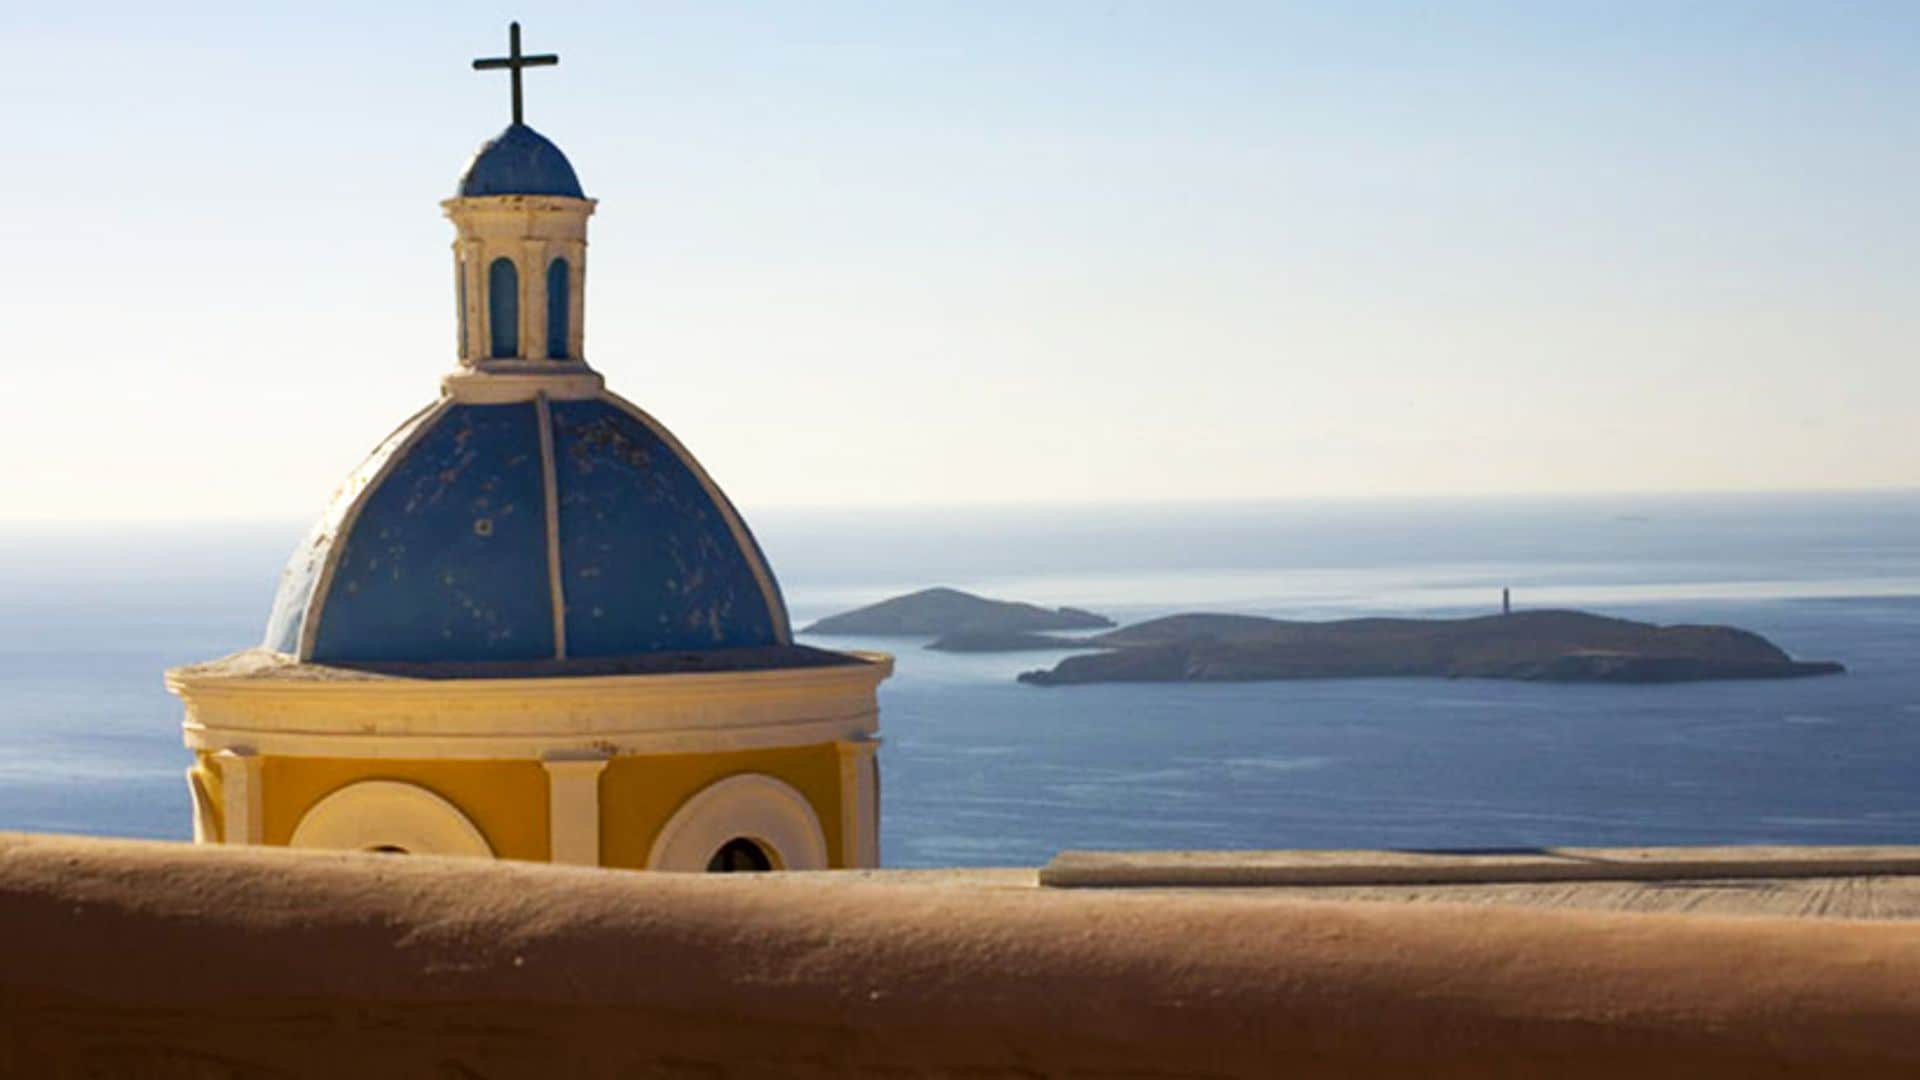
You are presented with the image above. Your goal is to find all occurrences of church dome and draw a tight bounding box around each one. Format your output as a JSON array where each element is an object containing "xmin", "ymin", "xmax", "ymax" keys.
[
  {"xmin": 457, "ymin": 123, "xmax": 585, "ymax": 198},
  {"xmin": 263, "ymin": 394, "xmax": 790, "ymax": 665}
]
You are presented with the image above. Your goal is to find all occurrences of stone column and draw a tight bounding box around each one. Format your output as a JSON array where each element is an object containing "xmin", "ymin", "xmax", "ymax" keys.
[
  {"xmin": 214, "ymin": 748, "xmax": 263, "ymax": 845},
  {"xmin": 835, "ymin": 737, "xmax": 881, "ymax": 868},
  {"xmin": 543, "ymin": 753, "xmax": 609, "ymax": 865},
  {"xmin": 521, "ymin": 238, "xmax": 548, "ymax": 361},
  {"xmin": 569, "ymin": 240, "xmax": 588, "ymax": 361},
  {"xmin": 456, "ymin": 239, "xmax": 484, "ymax": 364}
]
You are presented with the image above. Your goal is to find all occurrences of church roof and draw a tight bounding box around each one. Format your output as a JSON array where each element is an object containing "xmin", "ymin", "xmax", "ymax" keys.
[
  {"xmin": 457, "ymin": 123, "xmax": 585, "ymax": 199},
  {"xmin": 264, "ymin": 394, "xmax": 790, "ymax": 666}
]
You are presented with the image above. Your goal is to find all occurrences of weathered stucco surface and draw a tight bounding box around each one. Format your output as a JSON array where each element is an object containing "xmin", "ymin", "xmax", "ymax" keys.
[
  {"xmin": 2, "ymin": 833, "xmax": 1919, "ymax": 1077},
  {"xmin": 263, "ymin": 395, "xmax": 789, "ymax": 667}
]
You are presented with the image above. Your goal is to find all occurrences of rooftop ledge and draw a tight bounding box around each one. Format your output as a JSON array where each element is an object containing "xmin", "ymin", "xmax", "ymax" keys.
[
  {"xmin": 442, "ymin": 364, "xmax": 605, "ymax": 402},
  {"xmin": 1042, "ymin": 843, "xmax": 1920, "ymax": 888},
  {"xmin": 3, "ymin": 831, "xmax": 1919, "ymax": 1076}
]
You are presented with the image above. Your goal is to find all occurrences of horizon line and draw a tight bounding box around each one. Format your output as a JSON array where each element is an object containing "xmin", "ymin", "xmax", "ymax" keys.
[{"xmin": 1, "ymin": 485, "xmax": 1917, "ymax": 532}]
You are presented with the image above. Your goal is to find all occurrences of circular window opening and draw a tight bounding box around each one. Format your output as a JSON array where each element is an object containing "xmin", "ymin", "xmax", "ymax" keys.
[{"xmin": 706, "ymin": 837, "xmax": 774, "ymax": 873}]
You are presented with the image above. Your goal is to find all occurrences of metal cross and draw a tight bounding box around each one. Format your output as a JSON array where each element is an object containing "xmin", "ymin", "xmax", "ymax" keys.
[{"xmin": 472, "ymin": 22, "xmax": 557, "ymax": 126}]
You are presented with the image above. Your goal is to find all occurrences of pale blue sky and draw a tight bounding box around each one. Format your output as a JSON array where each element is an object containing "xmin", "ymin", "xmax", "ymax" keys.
[{"xmin": 2, "ymin": 2, "xmax": 1915, "ymax": 521}]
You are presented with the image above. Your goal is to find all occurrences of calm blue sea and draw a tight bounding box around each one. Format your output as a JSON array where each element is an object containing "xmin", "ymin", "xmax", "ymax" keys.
[{"xmin": 2, "ymin": 492, "xmax": 1916, "ymax": 867}]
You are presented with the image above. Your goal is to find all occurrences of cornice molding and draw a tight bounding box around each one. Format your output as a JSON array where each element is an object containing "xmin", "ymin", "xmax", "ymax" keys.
[
  {"xmin": 442, "ymin": 367, "xmax": 605, "ymax": 402},
  {"xmin": 171, "ymin": 652, "xmax": 892, "ymax": 760}
]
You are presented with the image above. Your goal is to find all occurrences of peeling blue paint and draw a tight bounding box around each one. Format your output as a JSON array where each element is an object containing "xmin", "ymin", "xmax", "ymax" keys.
[
  {"xmin": 312, "ymin": 403, "xmax": 554, "ymax": 664},
  {"xmin": 457, "ymin": 124, "xmax": 585, "ymax": 199},
  {"xmin": 550, "ymin": 399, "xmax": 780, "ymax": 656},
  {"xmin": 267, "ymin": 393, "xmax": 788, "ymax": 666}
]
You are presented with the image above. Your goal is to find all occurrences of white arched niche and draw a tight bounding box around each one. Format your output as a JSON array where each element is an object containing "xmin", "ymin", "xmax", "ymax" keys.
[
  {"xmin": 289, "ymin": 780, "xmax": 494, "ymax": 858},
  {"xmin": 647, "ymin": 773, "xmax": 830, "ymax": 872}
]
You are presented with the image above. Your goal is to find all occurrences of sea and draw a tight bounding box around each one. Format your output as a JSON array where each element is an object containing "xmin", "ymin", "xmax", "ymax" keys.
[{"xmin": 2, "ymin": 491, "xmax": 1916, "ymax": 868}]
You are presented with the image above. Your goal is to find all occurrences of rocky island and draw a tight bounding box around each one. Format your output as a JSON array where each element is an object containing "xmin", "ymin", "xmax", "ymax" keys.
[
  {"xmin": 802, "ymin": 587, "xmax": 1114, "ymax": 638},
  {"xmin": 1018, "ymin": 610, "xmax": 1844, "ymax": 686}
]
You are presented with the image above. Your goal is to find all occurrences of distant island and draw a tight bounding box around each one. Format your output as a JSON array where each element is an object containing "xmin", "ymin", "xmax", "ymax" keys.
[
  {"xmin": 802, "ymin": 590, "xmax": 1846, "ymax": 686},
  {"xmin": 802, "ymin": 587, "xmax": 1114, "ymax": 637},
  {"xmin": 1017, "ymin": 610, "xmax": 1845, "ymax": 686}
]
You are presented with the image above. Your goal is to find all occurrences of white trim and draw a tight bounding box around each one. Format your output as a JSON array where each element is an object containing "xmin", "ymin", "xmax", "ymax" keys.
[
  {"xmin": 289, "ymin": 780, "xmax": 494, "ymax": 857},
  {"xmin": 175, "ymin": 652, "xmax": 889, "ymax": 696},
  {"xmin": 599, "ymin": 390, "xmax": 794, "ymax": 643},
  {"xmin": 543, "ymin": 754, "xmax": 608, "ymax": 866},
  {"xmin": 868, "ymin": 751, "xmax": 880, "ymax": 868},
  {"xmin": 170, "ymin": 650, "xmax": 889, "ymax": 709},
  {"xmin": 836, "ymin": 737, "xmax": 882, "ymax": 869},
  {"xmin": 172, "ymin": 645, "xmax": 890, "ymax": 764},
  {"xmin": 214, "ymin": 748, "xmax": 262, "ymax": 845},
  {"xmin": 173, "ymin": 652, "xmax": 889, "ymax": 762},
  {"xmin": 296, "ymin": 399, "xmax": 454, "ymax": 661},
  {"xmin": 456, "ymin": 237, "xmax": 485, "ymax": 364},
  {"xmin": 174, "ymin": 653, "xmax": 889, "ymax": 761},
  {"xmin": 535, "ymin": 392, "xmax": 568, "ymax": 659},
  {"xmin": 441, "ymin": 194, "xmax": 599, "ymax": 216},
  {"xmin": 568, "ymin": 242, "xmax": 587, "ymax": 362},
  {"xmin": 441, "ymin": 368, "xmax": 605, "ymax": 403},
  {"xmin": 186, "ymin": 766, "xmax": 216, "ymax": 844},
  {"xmin": 519, "ymin": 237, "xmax": 546, "ymax": 362},
  {"xmin": 453, "ymin": 244, "xmax": 468, "ymax": 362},
  {"xmin": 184, "ymin": 712, "xmax": 876, "ymax": 761},
  {"xmin": 647, "ymin": 774, "xmax": 829, "ymax": 872}
]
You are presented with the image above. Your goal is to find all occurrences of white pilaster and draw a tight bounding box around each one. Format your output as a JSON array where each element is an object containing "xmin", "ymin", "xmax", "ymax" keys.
[
  {"xmin": 453, "ymin": 249, "xmax": 467, "ymax": 362},
  {"xmin": 477, "ymin": 242, "xmax": 502, "ymax": 359},
  {"xmin": 457, "ymin": 239, "xmax": 484, "ymax": 364},
  {"xmin": 521, "ymin": 238, "xmax": 547, "ymax": 361},
  {"xmin": 214, "ymin": 748, "xmax": 263, "ymax": 845},
  {"xmin": 543, "ymin": 753, "xmax": 609, "ymax": 865},
  {"xmin": 569, "ymin": 241, "xmax": 587, "ymax": 361},
  {"xmin": 186, "ymin": 767, "xmax": 215, "ymax": 844},
  {"xmin": 835, "ymin": 736, "xmax": 881, "ymax": 868}
]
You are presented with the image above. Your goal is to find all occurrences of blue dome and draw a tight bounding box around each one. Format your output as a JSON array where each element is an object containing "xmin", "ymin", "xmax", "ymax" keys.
[
  {"xmin": 264, "ymin": 395, "xmax": 789, "ymax": 665},
  {"xmin": 457, "ymin": 124, "xmax": 585, "ymax": 198}
]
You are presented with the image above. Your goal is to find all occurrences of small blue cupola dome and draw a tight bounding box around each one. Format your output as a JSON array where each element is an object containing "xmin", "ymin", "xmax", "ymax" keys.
[
  {"xmin": 457, "ymin": 123, "xmax": 586, "ymax": 198},
  {"xmin": 263, "ymin": 395, "xmax": 791, "ymax": 666}
]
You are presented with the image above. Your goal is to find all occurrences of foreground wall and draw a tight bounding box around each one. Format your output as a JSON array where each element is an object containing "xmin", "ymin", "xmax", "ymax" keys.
[{"xmin": 1, "ymin": 832, "xmax": 1917, "ymax": 1078}]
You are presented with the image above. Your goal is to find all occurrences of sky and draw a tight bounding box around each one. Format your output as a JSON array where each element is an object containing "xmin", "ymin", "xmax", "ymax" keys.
[{"xmin": 1, "ymin": 2, "xmax": 1916, "ymax": 522}]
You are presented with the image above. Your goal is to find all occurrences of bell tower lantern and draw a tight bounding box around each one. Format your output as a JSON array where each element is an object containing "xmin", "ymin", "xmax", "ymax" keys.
[{"xmin": 445, "ymin": 22, "xmax": 595, "ymax": 368}]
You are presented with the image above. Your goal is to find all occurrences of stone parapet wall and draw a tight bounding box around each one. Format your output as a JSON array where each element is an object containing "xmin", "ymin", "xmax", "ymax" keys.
[{"xmin": 1, "ymin": 832, "xmax": 1917, "ymax": 1077}]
